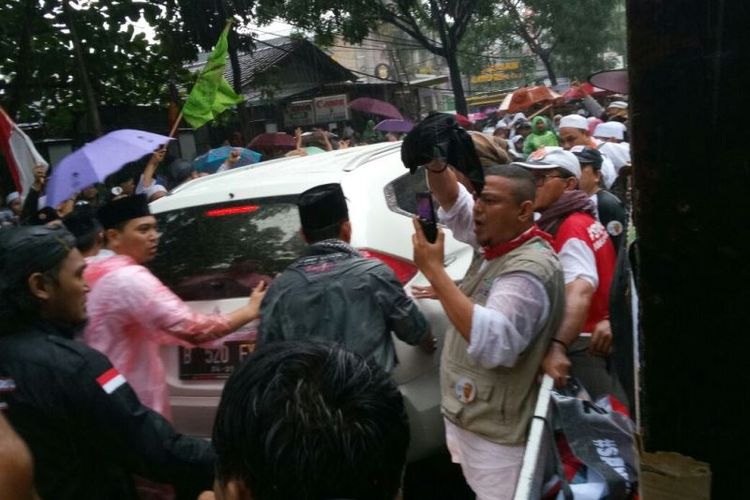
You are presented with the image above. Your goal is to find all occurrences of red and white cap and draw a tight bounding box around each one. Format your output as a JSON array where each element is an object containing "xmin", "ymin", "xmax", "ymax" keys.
[{"xmin": 511, "ymin": 146, "xmax": 582, "ymax": 179}]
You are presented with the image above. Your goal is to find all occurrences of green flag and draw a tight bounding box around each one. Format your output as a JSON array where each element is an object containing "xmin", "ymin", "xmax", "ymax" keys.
[{"xmin": 182, "ymin": 24, "xmax": 244, "ymax": 129}]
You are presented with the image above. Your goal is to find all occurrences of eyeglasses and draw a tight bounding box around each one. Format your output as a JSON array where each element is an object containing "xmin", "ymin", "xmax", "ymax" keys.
[{"xmin": 533, "ymin": 174, "xmax": 566, "ymax": 186}]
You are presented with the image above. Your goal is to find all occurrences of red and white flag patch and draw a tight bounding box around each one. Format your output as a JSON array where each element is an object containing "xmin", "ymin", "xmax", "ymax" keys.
[{"xmin": 96, "ymin": 368, "xmax": 126, "ymax": 394}]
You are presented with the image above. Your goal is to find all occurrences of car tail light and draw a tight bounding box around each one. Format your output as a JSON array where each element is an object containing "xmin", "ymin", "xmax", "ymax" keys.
[
  {"xmin": 359, "ymin": 249, "xmax": 418, "ymax": 285},
  {"xmin": 205, "ymin": 205, "xmax": 260, "ymax": 217}
]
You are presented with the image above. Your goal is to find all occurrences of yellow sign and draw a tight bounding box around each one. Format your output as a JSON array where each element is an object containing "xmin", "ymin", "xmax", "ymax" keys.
[{"xmin": 470, "ymin": 61, "xmax": 522, "ymax": 84}]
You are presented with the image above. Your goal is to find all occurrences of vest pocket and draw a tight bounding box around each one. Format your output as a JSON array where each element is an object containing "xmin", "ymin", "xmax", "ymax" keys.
[{"xmin": 443, "ymin": 366, "xmax": 500, "ymax": 432}]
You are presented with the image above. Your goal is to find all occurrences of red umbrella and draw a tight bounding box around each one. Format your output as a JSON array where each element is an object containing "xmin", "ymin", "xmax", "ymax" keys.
[
  {"xmin": 349, "ymin": 97, "xmax": 404, "ymax": 120},
  {"xmin": 561, "ymin": 83, "xmax": 609, "ymax": 102},
  {"xmin": 499, "ymin": 86, "xmax": 561, "ymax": 113},
  {"xmin": 248, "ymin": 132, "xmax": 296, "ymax": 149}
]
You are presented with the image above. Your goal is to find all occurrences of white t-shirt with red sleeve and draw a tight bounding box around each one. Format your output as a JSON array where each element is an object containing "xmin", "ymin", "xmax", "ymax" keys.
[{"xmin": 553, "ymin": 212, "xmax": 616, "ymax": 334}]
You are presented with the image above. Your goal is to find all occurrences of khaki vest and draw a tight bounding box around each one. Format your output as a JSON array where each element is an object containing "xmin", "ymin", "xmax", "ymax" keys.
[{"xmin": 440, "ymin": 236, "xmax": 565, "ymax": 445}]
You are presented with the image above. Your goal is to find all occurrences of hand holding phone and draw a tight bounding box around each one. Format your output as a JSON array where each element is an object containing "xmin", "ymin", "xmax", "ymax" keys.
[{"xmin": 415, "ymin": 192, "xmax": 438, "ymax": 244}]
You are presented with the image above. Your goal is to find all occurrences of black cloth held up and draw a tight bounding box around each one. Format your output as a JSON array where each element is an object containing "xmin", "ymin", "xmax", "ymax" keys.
[{"xmin": 401, "ymin": 112, "xmax": 485, "ymax": 193}]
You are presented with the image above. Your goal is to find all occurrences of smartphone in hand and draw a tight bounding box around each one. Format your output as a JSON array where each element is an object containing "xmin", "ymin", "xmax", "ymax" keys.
[{"xmin": 415, "ymin": 192, "xmax": 438, "ymax": 243}]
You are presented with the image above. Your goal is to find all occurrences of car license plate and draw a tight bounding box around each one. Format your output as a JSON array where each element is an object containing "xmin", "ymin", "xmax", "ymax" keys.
[{"xmin": 178, "ymin": 340, "xmax": 256, "ymax": 380}]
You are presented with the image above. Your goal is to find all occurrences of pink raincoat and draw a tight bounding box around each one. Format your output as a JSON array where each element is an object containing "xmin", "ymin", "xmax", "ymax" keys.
[{"xmin": 83, "ymin": 255, "xmax": 232, "ymax": 420}]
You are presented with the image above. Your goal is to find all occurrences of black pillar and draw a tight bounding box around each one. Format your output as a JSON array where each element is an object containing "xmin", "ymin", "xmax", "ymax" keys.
[{"xmin": 628, "ymin": 0, "xmax": 750, "ymax": 496}]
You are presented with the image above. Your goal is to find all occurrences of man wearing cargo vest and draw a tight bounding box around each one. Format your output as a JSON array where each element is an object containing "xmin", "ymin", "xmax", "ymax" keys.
[{"xmin": 412, "ymin": 161, "xmax": 565, "ymax": 500}]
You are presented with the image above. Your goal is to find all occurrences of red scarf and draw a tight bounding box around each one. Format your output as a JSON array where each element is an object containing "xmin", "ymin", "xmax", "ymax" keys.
[{"xmin": 482, "ymin": 225, "xmax": 554, "ymax": 261}]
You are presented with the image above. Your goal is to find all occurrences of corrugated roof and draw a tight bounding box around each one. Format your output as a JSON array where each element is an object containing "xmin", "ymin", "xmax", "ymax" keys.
[{"xmin": 186, "ymin": 37, "xmax": 356, "ymax": 96}]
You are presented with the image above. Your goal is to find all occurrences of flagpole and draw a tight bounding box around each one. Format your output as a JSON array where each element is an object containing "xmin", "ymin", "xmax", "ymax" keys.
[
  {"xmin": 170, "ymin": 18, "xmax": 235, "ymax": 139},
  {"xmin": 168, "ymin": 110, "xmax": 183, "ymax": 138}
]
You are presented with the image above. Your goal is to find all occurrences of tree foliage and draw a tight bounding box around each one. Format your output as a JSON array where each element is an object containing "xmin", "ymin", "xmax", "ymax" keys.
[
  {"xmin": 0, "ymin": 0, "xmax": 179, "ymax": 137},
  {"xmin": 497, "ymin": 0, "xmax": 625, "ymax": 84}
]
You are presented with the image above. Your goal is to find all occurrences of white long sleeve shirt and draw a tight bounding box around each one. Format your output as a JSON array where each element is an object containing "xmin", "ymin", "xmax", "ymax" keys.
[{"xmin": 438, "ymin": 184, "xmax": 550, "ymax": 368}]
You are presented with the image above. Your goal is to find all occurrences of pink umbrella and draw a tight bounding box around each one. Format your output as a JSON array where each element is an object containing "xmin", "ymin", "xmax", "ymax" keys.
[
  {"xmin": 248, "ymin": 132, "xmax": 295, "ymax": 149},
  {"xmin": 468, "ymin": 112, "xmax": 488, "ymax": 122},
  {"xmin": 374, "ymin": 119, "xmax": 414, "ymax": 133},
  {"xmin": 589, "ymin": 69, "xmax": 629, "ymax": 94},
  {"xmin": 349, "ymin": 97, "xmax": 404, "ymax": 119}
]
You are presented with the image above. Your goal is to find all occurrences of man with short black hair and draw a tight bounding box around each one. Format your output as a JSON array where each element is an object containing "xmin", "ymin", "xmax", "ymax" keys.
[
  {"xmin": 0, "ymin": 225, "xmax": 215, "ymax": 499},
  {"xmin": 62, "ymin": 204, "xmax": 104, "ymax": 257},
  {"xmin": 414, "ymin": 158, "xmax": 565, "ymax": 500},
  {"xmin": 210, "ymin": 341, "xmax": 410, "ymax": 500},
  {"xmin": 258, "ymin": 183, "xmax": 432, "ymax": 372},
  {"xmin": 570, "ymin": 146, "xmax": 627, "ymax": 252}
]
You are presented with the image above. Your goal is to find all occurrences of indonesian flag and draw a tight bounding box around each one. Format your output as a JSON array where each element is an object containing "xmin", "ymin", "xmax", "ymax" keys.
[
  {"xmin": 96, "ymin": 368, "xmax": 127, "ymax": 395},
  {"xmin": 0, "ymin": 107, "xmax": 48, "ymax": 196}
]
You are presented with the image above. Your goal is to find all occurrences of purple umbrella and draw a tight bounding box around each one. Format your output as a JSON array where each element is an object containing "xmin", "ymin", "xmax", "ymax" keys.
[
  {"xmin": 349, "ymin": 97, "xmax": 404, "ymax": 119},
  {"xmin": 45, "ymin": 129, "xmax": 172, "ymax": 207},
  {"xmin": 374, "ymin": 119, "xmax": 414, "ymax": 133}
]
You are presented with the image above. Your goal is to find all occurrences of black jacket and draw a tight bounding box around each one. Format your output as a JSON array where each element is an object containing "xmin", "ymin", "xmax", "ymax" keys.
[
  {"xmin": 258, "ymin": 239, "xmax": 429, "ymax": 372},
  {"xmin": 0, "ymin": 321, "xmax": 215, "ymax": 499},
  {"xmin": 595, "ymin": 189, "xmax": 627, "ymax": 254}
]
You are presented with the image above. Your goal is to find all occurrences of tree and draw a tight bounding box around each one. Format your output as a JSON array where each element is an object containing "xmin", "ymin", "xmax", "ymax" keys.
[
  {"xmin": 0, "ymin": 0, "xmax": 175, "ymax": 138},
  {"xmin": 497, "ymin": 0, "xmax": 623, "ymax": 85},
  {"xmin": 252, "ymin": 0, "xmax": 494, "ymax": 115}
]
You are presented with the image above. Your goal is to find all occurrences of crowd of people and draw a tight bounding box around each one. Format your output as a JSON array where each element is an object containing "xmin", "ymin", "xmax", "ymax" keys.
[{"xmin": 0, "ymin": 87, "xmax": 634, "ymax": 500}]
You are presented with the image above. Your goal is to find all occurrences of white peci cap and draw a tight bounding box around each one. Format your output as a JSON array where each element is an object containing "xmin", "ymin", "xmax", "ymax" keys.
[{"xmin": 559, "ymin": 114, "xmax": 589, "ymax": 131}]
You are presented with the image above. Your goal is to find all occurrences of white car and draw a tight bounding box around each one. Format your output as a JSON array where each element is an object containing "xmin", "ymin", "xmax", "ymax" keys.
[{"xmin": 149, "ymin": 142, "xmax": 473, "ymax": 461}]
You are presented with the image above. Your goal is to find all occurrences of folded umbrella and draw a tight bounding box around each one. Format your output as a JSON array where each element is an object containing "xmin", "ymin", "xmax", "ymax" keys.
[
  {"xmin": 45, "ymin": 129, "xmax": 171, "ymax": 207},
  {"xmin": 193, "ymin": 146, "xmax": 261, "ymax": 174},
  {"xmin": 374, "ymin": 119, "xmax": 414, "ymax": 133},
  {"xmin": 349, "ymin": 97, "xmax": 404, "ymax": 120}
]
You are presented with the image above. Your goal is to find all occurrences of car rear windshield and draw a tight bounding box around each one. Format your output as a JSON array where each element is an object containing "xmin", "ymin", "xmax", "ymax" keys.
[{"xmin": 149, "ymin": 196, "xmax": 306, "ymax": 301}]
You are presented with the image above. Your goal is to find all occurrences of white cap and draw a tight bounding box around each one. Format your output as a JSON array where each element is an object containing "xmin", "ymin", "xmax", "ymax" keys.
[
  {"xmin": 593, "ymin": 122, "xmax": 625, "ymax": 141},
  {"xmin": 559, "ymin": 114, "xmax": 589, "ymax": 131},
  {"xmin": 608, "ymin": 100, "xmax": 628, "ymax": 109},
  {"xmin": 511, "ymin": 146, "xmax": 582, "ymax": 179},
  {"xmin": 5, "ymin": 192, "xmax": 20, "ymax": 205},
  {"xmin": 482, "ymin": 127, "xmax": 496, "ymax": 135},
  {"xmin": 495, "ymin": 121, "xmax": 510, "ymax": 129}
]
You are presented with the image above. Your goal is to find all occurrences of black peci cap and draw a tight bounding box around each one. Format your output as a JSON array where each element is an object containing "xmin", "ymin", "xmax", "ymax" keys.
[
  {"xmin": 569, "ymin": 145, "xmax": 604, "ymax": 170},
  {"xmin": 97, "ymin": 194, "xmax": 151, "ymax": 229},
  {"xmin": 298, "ymin": 184, "xmax": 349, "ymax": 232}
]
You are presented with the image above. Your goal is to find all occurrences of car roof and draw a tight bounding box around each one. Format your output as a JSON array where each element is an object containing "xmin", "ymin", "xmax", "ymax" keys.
[{"xmin": 151, "ymin": 142, "xmax": 402, "ymax": 213}]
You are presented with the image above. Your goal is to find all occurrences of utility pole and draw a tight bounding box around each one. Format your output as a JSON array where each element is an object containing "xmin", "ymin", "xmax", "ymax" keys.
[{"xmin": 628, "ymin": 0, "xmax": 749, "ymax": 497}]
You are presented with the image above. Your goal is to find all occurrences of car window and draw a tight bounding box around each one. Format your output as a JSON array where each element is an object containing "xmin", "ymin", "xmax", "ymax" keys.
[
  {"xmin": 384, "ymin": 165, "xmax": 428, "ymax": 216},
  {"xmin": 149, "ymin": 196, "xmax": 306, "ymax": 301}
]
